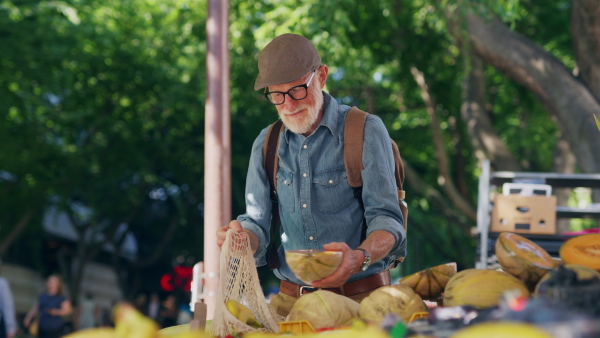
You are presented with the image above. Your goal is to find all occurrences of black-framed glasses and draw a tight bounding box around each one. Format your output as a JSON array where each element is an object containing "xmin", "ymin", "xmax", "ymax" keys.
[{"xmin": 264, "ymin": 69, "xmax": 317, "ymax": 105}]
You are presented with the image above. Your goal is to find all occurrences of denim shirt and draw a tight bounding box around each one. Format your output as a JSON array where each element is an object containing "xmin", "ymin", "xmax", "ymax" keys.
[{"xmin": 238, "ymin": 92, "xmax": 406, "ymax": 285}]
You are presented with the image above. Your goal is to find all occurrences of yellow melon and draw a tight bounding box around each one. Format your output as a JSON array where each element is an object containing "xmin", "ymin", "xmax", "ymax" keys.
[
  {"xmin": 450, "ymin": 321, "xmax": 552, "ymax": 338},
  {"xmin": 287, "ymin": 290, "xmax": 359, "ymax": 330},
  {"xmin": 358, "ymin": 284, "xmax": 428, "ymax": 323},
  {"xmin": 285, "ymin": 250, "xmax": 343, "ymax": 284},
  {"xmin": 443, "ymin": 269, "xmax": 529, "ymax": 309}
]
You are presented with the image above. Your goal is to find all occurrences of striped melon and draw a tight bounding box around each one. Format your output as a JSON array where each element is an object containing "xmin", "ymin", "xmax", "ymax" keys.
[
  {"xmin": 399, "ymin": 262, "xmax": 457, "ymax": 299},
  {"xmin": 443, "ymin": 269, "xmax": 529, "ymax": 309}
]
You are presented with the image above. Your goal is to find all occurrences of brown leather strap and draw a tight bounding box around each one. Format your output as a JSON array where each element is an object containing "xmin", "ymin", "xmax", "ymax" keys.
[
  {"xmin": 391, "ymin": 141, "xmax": 405, "ymax": 200},
  {"xmin": 263, "ymin": 120, "xmax": 284, "ymax": 192},
  {"xmin": 263, "ymin": 120, "xmax": 285, "ymax": 270},
  {"xmin": 344, "ymin": 107, "xmax": 367, "ymax": 188},
  {"xmin": 279, "ymin": 270, "xmax": 391, "ymax": 298}
]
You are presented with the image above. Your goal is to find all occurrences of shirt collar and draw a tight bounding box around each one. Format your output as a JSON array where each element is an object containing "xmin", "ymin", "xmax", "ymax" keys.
[{"xmin": 282, "ymin": 91, "xmax": 340, "ymax": 142}]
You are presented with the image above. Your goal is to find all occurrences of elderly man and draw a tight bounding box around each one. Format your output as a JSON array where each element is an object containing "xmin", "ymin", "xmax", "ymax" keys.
[{"xmin": 216, "ymin": 33, "xmax": 406, "ymax": 316}]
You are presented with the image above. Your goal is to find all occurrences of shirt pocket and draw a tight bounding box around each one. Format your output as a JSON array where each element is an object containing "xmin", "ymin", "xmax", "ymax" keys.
[
  {"xmin": 312, "ymin": 167, "xmax": 354, "ymax": 213},
  {"xmin": 276, "ymin": 170, "xmax": 295, "ymax": 213}
]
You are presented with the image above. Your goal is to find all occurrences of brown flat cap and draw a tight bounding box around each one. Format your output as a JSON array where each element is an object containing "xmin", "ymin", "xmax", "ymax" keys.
[{"xmin": 254, "ymin": 33, "xmax": 321, "ymax": 90}]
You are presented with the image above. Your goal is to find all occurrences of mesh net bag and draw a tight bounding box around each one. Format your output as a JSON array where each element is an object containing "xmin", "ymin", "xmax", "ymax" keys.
[{"xmin": 211, "ymin": 229, "xmax": 284, "ymax": 337}]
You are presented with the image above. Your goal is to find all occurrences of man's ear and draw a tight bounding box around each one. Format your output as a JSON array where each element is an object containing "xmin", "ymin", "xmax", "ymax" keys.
[{"xmin": 318, "ymin": 65, "xmax": 329, "ymax": 88}]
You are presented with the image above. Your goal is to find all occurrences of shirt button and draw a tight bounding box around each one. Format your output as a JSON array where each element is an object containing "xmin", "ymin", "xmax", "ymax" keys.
[
  {"xmin": 329, "ymin": 180, "xmax": 333, "ymax": 184},
  {"xmin": 303, "ymin": 204, "xmax": 307, "ymax": 208},
  {"xmin": 303, "ymin": 145, "xmax": 308, "ymax": 149},
  {"xmin": 309, "ymin": 236, "xmax": 314, "ymax": 240},
  {"xmin": 284, "ymin": 180, "xmax": 288, "ymax": 184},
  {"xmin": 303, "ymin": 173, "xmax": 307, "ymax": 177}
]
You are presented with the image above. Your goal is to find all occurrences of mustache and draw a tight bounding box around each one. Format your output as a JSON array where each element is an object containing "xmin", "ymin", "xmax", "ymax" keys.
[{"xmin": 282, "ymin": 106, "xmax": 308, "ymax": 115}]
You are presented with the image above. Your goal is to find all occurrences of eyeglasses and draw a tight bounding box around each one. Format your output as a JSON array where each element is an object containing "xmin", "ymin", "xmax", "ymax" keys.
[{"xmin": 264, "ymin": 69, "xmax": 317, "ymax": 105}]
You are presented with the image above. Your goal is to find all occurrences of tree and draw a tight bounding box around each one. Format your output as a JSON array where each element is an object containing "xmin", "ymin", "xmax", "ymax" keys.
[
  {"xmin": 0, "ymin": 0, "xmax": 208, "ymax": 301},
  {"xmin": 227, "ymin": 0, "xmax": 599, "ymax": 274}
]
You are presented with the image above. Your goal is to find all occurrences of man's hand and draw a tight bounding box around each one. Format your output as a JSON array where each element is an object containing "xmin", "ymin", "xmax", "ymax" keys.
[
  {"xmin": 310, "ymin": 242, "xmax": 363, "ymax": 288},
  {"xmin": 216, "ymin": 220, "xmax": 244, "ymax": 249}
]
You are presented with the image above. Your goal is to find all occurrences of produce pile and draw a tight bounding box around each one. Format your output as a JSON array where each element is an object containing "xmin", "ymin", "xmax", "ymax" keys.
[{"xmin": 65, "ymin": 232, "xmax": 600, "ymax": 338}]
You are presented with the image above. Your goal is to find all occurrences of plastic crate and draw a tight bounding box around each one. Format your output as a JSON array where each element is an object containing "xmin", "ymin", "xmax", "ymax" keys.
[{"xmin": 278, "ymin": 320, "xmax": 315, "ymax": 334}]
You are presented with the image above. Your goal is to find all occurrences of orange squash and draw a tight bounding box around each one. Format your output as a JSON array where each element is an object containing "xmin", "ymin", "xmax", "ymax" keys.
[
  {"xmin": 559, "ymin": 234, "xmax": 600, "ymax": 271},
  {"xmin": 495, "ymin": 232, "xmax": 555, "ymax": 286}
]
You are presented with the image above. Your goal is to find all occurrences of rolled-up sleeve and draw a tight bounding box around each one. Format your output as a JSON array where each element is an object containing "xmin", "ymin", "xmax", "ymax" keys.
[
  {"xmin": 360, "ymin": 115, "xmax": 407, "ymax": 257},
  {"xmin": 237, "ymin": 127, "xmax": 274, "ymax": 267}
]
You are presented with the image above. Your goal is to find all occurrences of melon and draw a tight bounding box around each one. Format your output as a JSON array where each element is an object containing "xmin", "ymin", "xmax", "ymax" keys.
[
  {"xmin": 358, "ymin": 284, "xmax": 428, "ymax": 323},
  {"xmin": 495, "ymin": 232, "xmax": 555, "ymax": 287},
  {"xmin": 399, "ymin": 262, "xmax": 457, "ymax": 299},
  {"xmin": 559, "ymin": 234, "xmax": 600, "ymax": 271},
  {"xmin": 449, "ymin": 321, "xmax": 552, "ymax": 338},
  {"xmin": 285, "ymin": 250, "xmax": 343, "ymax": 284},
  {"xmin": 443, "ymin": 269, "xmax": 529, "ymax": 309},
  {"xmin": 287, "ymin": 290, "xmax": 359, "ymax": 329}
]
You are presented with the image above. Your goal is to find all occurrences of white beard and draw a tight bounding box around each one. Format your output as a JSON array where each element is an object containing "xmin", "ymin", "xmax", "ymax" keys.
[{"xmin": 279, "ymin": 88, "xmax": 324, "ymax": 135}]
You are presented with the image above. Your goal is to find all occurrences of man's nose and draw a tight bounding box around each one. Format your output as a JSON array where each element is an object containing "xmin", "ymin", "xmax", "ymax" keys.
[{"xmin": 282, "ymin": 94, "xmax": 298, "ymax": 110}]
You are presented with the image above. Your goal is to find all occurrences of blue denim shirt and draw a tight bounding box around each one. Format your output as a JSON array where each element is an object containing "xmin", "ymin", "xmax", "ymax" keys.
[{"xmin": 238, "ymin": 92, "xmax": 406, "ymax": 285}]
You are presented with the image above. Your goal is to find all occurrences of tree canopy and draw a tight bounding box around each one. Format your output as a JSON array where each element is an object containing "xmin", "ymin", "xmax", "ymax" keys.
[{"xmin": 1, "ymin": 0, "xmax": 598, "ymax": 298}]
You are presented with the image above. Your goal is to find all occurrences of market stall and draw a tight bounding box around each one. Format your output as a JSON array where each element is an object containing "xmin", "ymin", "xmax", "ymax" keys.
[{"xmin": 61, "ymin": 231, "xmax": 600, "ymax": 338}]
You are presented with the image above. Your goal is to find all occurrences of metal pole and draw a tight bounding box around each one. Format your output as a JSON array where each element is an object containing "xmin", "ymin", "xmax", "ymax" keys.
[{"xmin": 205, "ymin": 0, "xmax": 230, "ymax": 320}]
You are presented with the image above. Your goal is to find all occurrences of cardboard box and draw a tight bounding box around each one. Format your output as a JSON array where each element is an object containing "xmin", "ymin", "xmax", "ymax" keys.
[{"xmin": 490, "ymin": 195, "xmax": 557, "ymax": 235}]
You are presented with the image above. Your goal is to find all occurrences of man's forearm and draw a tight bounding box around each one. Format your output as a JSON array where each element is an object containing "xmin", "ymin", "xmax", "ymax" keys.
[{"xmin": 357, "ymin": 230, "xmax": 396, "ymax": 263}]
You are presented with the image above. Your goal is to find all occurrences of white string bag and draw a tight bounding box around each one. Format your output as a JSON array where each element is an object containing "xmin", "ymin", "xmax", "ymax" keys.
[{"xmin": 211, "ymin": 229, "xmax": 284, "ymax": 336}]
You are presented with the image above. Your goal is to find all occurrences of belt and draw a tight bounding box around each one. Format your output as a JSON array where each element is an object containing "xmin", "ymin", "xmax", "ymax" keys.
[{"xmin": 279, "ymin": 270, "xmax": 391, "ymax": 298}]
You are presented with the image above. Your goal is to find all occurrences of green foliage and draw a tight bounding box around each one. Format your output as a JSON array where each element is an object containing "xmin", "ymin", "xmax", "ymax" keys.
[
  {"xmin": 1, "ymin": 0, "xmax": 584, "ymax": 294},
  {"xmin": 0, "ymin": 0, "xmax": 208, "ymax": 293}
]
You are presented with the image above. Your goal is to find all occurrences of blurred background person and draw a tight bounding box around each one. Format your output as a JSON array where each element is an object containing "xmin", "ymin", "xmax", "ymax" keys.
[
  {"xmin": 23, "ymin": 274, "xmax": 72, "ymax": 338},
  {"xmin": 158, "ymin": 294, "xmax": 178, "ymax": 329},
  {"xmin": 74, "ymin": 292, "xmax": 97, "ymax": 330},
  {"xmin": 133, "ymin": 293, "xmax": 147, "ymax": 316},
  {"xmin": 98, "ymin": 300, "xmax": 116, "ymax": 328},
  {"xmin": 0, "ymin": 260, "xmax": 16, "ymax": 338},
  {"xmin": 147, "ymin": 293, "xmax": 160, "ymax": 322}
]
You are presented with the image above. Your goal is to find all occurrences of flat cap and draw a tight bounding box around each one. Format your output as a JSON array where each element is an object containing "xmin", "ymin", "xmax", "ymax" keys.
[{"xmin": 254, "ymin": 33, "xmax": 322, "ymax": 90}]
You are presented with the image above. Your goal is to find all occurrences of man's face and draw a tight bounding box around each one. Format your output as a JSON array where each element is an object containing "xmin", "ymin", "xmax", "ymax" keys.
[{"xmin": 269, "ymin": 69, "xmax": 324, "ymax": 135}]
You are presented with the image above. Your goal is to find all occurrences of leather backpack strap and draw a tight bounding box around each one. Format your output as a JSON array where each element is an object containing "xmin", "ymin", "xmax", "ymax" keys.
[
  {"xmin": 344, "ymin": 107, "xmax": 367, "ymax": 188},
  {"xmin": 263, "ymin": 120, "xmax": 284, "ymax": 192},
  {"xmin": 391, "ymin": 142, "xmax": 405, "ymax": 199},
  {"xmin": 263, "ymin": 120, "xmax": 284, "ymax": 270}
]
